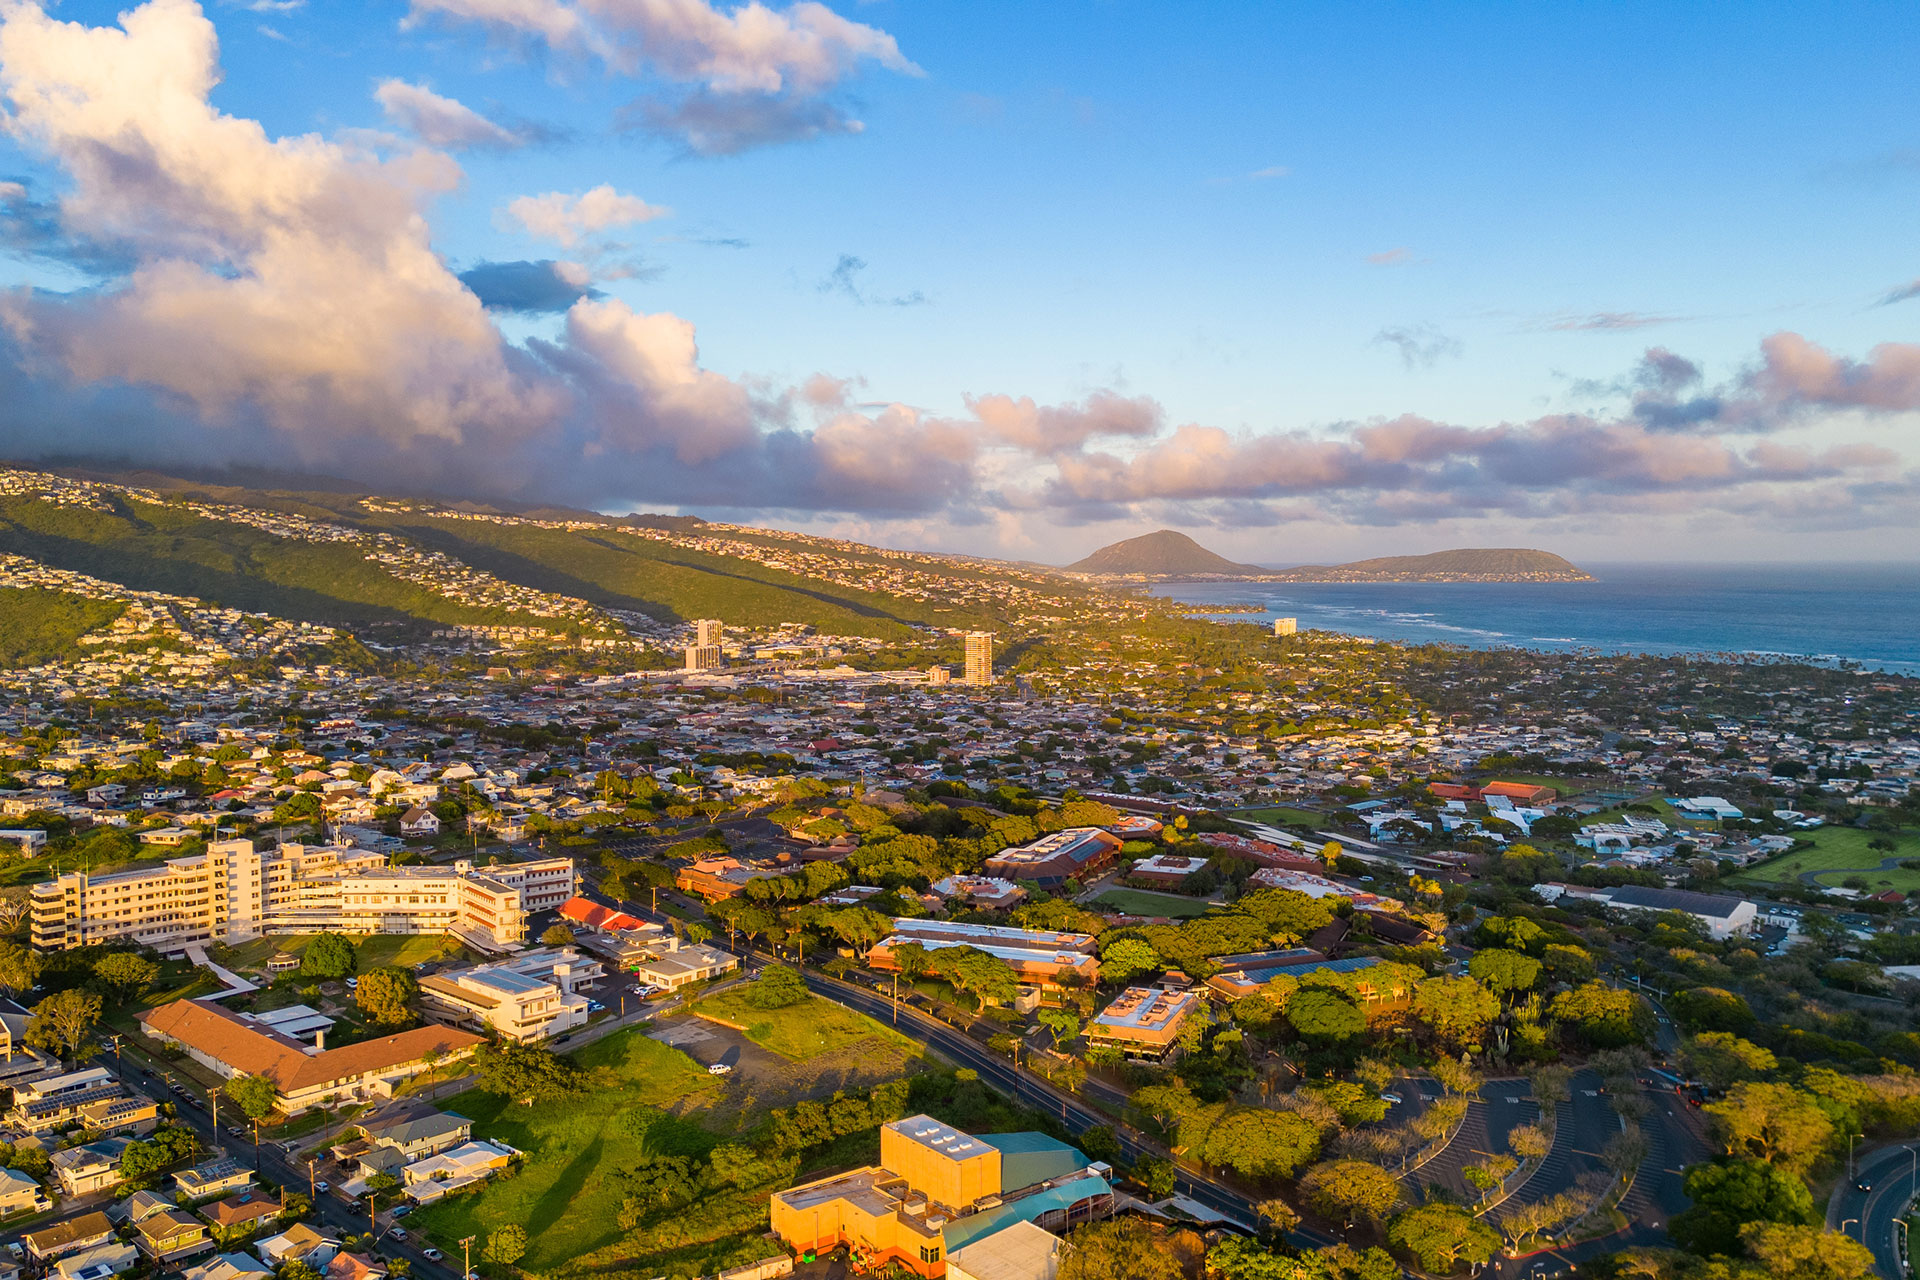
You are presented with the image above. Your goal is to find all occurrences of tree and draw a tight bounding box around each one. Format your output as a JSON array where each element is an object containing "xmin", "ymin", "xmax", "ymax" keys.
[
  {"xmin": 301, "ymin": 933, "xmax": 356, "ymax": 980},
  {"xmin": 1386, "ymin": 1203, "xmax": 1500, "ymax": 1274},
  {"xmin": 1299, "ymin": 1159, "xmax": 1401, "ymax": 1225},
  {"xmin": 1507, "ymin": 1123, "xmax": 1551, "ymax": 1161},
  {"xmin": 355, "ymin": 966, "xmax": 419, "ymax": 1026},
  {"xmin": 1706, "ymin": 1083, "xmax": 1836, "ymax": 1173},
  {"xmin": 482, "ymin": 1225, "xmax": 528, "ymax": 1268},
  {"xmin": 0, "ymin": 941, "xmax": 43, "ymax": 998},
  {"xmin": 473, "ymin": 1041, "xmax": 584, "ymax": 1107},
  {"xmin": 1206, "ymin": 1236, "xmax": 1304, "ymax": 1280},
  {"xmin": 1254, "ymin": 1197, "xmax": 1300, "ymax": 1237},
  {"xmin": 539, "ymin": 924, "xmax": 574, "ymax": 946},
  {"xmin": 1549, "ymin": 982, "xmax": 1652, "ymax": 1049},
  {"xmin": 1287, "ymin": 989, "xmax": 1366, "ymax": 1044},
  {"xmin": 1668, "ymin": 987, "xmax": 1756, "ymax": 1035},
  {"xmin": 1739, "ymin": 1222, "xmax": 1876, "ymax": 1280},
  {"xmin": 1037, "ymin": 1008, "xmax": 1081, "ymax": 1049},
  {"xmin": 27, "ymin": 988, "xmax": 101, "ymax": 1061},
  {"xmin": 1670, "ymin": 1159, "xmax": 1821, "ymax": 1256},
  {"xmin": 225, "ymin": 1072, "xmax": 279, "ymax": 1120},
  {"xmin": 892, "ymin": 941, "xmax": 932, "ymax": 984},
  {"xmin": 1467, "ymin": 948, "xmax": 1541, "ymax": 999},
  {"xmin": 1684, "ymin": 1032, "xmax": 1778, "ymax": 1089},
  {"xmin": 1099, "ymin": 937, "xmax": 1161, "ymax": 985},
  {"xmin": 1411, "ymin": 977, "xmax": 1499, "ymax": 1050},
  {"xmin": 1059, "ymin": 1217, "xmax": 1188, "ymax": 1280},
  {"xmin": 743, "ymin": 965, "xmax": 810, "ymax": 1010},
  {"xmin": 1194, "ymin": 1107, "xmax": 1322, "ymax": 1180},
  {"xmin": 940, "ymin": 947, "xmax": 1020, "ymax": 1010},
  {"xmin": 93, "ymin": 951, "xmax": 160, "ymax": 999}
]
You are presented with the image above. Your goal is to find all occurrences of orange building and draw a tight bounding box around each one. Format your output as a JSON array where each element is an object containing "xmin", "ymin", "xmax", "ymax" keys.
[{"xmin": 769, "ymin": 1116, "xmax": 1111, "ymax": 1277}]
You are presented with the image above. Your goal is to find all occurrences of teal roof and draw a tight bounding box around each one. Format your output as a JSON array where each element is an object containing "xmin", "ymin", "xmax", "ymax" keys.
[
  {"xmin": 976, "ymin": 1132, "xmax": 1084, "ymax": 1159},
  {"xmin": 943, "ymin": 1177, "xmax": 1112, "ymax": 1253}
]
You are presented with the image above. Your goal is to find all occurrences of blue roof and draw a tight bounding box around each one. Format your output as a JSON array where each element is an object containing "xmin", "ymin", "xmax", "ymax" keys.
[{"xmin": 942, "ymin": 1177, "xmax": 1112, "ymax": 1253}]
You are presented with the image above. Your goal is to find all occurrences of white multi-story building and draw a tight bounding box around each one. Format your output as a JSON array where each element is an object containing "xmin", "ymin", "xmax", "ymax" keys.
[
  {"xmin": 30, "ymin": 840, "xmax": 575, "ymax": 955},
  {"xmin": 418, "ymin": 947, "xmax": 603, "ymax": 1041},
  {"xmin": 963, "ymin": 631, "xmax": 994, "ymax": 686}
]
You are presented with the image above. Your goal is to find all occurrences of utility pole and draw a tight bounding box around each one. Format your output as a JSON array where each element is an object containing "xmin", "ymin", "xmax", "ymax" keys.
[
  {"xmin": 307, "ymin": 1158, "xmax": 317, "ymax": 1201},
  {"xmin": 462, "ymin": 1235, "xmax": 476, "ymax": 1280}
]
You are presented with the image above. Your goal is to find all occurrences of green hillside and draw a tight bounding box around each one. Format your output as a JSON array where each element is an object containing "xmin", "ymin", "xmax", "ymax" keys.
[
  {"xmin": 0, "ymin": 587, "xmax": 124, "ymax": 666},
  {"xmin": 0, "ymin": 494, "xmax": 562, "ymax": 632},
  {"xmin": 367, "ymin": 514, "xmax": 991, "ymax": 637}
]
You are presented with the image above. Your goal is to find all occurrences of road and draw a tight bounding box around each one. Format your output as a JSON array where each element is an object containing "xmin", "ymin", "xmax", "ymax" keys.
[{"xmin": 1831, "ymin": 1143, "xmax": 1920, "ymax": 1280}]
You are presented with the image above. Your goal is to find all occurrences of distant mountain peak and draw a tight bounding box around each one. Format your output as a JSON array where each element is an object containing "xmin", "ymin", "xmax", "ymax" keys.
[{"xmin": 1067, "ymin": 529, "xmax": 1260, "ymax": 576}]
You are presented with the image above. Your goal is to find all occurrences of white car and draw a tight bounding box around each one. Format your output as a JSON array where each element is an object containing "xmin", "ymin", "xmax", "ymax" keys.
[
  {"xmin": 707, "ymin": 1062, "xmax": 733, "ymax": 1076},
  {"xmin": 315, "ymin": 1181, "xmax": 331, "ymax": 1194},
  {"xmin": 422, "ymin": 1250, "xmax": 444, "ymax": 1263}
]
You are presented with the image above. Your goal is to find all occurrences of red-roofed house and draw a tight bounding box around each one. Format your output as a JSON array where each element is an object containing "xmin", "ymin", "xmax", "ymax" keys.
[
  {"xmin": 138, "ymin": 1000, "xmax": 481, "ymax": 1115},
  {"xmin": 557, "ymin": 897, "xmax": 646, "ymax": 933}
]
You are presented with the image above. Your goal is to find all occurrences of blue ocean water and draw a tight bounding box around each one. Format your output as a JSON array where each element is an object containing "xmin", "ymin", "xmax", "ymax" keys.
[{"xmin": 1149, "ymin": 563, "xmax": 1920, "ymax": 676}]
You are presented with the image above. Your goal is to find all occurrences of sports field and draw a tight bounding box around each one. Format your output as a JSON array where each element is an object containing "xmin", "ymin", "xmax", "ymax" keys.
[{"xmin": 1091, "ymin": 887, "xmax": 1213, "ymax": 918}]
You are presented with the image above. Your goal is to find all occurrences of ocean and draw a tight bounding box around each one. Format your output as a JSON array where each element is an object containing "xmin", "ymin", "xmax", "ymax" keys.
[{"xmin": 1148, "ymin": 563, "xmax": 1920, "ymax": 676}]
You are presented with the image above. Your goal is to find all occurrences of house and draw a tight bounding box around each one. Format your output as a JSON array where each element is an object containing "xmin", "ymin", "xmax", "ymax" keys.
[
  {"xmin": 112, "ymin": 1191, "xmax": 177, "ymax": 1226},
  {"xmin": 1125, "ymin": 854, "xmax": 1210, "ymax": 888},
  {"xmin": 256, "ymin": 1224, "xmax": 339, "ymax": 1269},
  {"xmin": 133, "ymin": 1209, "xmax": 214, "ymax": 1262},
  {"xmin": 0, "ymin": 1167, "xmax": 49, "ymax": 1216},
  {"xmin": 401, "ymin": 1140, "xmax": 514, "ymax": 1202},
  {"xmin": 174, "ymin": 1156, "xmax": 254, "ymax": 1202},
  {"xmin": 24, "ymin": 1211, "xmax": 114, "ymax": 1261},
  {"xmin": 182, "ymin": 1254, "xmax": 275, "ymax": 1280},
  {"xmin": 203, "ymin": 1190, "xmax": 285, "ymax": 1235},
  {"xmin": 140, "ymin": 999, "xmax": 483, "ymax": 1115},
  {"xmin": 51, "ymin": 1242, "xmax": 138, "ymax": 1280},
  {"xmin": 357, "ymin": 1106, "xmax": 473, "ymax": 1160},
  {"xmin": 51, "ymin": 1137, "xmax": 134, "ymax": 1197},
  {"xmin": 8, "ymin": 1067, "xmax": 124, "ymax": 1133},
  {"xmin": 325, "ymin": 1253, "xmax": 387, "ymax": 1280},
  {"xmin": 398, "ymin": 807, "xmax": 441, "ymax": 837},
  {"xmin": 77, "ymin": 1095, "xmax": 160, "ymax": 1137}
]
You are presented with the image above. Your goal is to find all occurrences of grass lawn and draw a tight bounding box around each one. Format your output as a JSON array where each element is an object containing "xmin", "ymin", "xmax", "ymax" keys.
[
  {"xmin": 1734, "ymin": 824, "xmax": 1920, "ymax": 892},
  {"xmin": 1232, "ymin": 805, "xmax": 1327, "ymax": 828},
  {"xmin": 691, "ymin": 990, "xmax": 920, "ymax": 1062},
  {"xmin": 212, "ymin": 933, "xmax": 468, "ymax": 973},
  {"xmin": 1091, "ymin": 888, "xmax": 1213, "ymax": 918},
  {"xmin": 411, "ymin": 1028, "xmax": 720, "ymax": 1275}
]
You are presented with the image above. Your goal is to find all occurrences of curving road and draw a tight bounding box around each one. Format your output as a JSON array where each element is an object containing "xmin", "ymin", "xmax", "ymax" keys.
[{"xmin": 1831, "ymin": 1143, "xmax": 1920, "ymax": 1280}]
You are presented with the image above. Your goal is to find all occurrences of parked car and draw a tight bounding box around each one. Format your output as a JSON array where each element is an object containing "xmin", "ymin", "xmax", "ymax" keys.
[
  {"xmin": 390, "ymin": 1229, "xmax": 408, "ymax": 1242},
  {"xmin": 422, "ymin": 1250, "xmax": 444, "ymax": 1263},
  {"xmin": 8, "ymin": 1243, "xmax": 25, "ymax": 1260},
  {"xmin": 346, "ymin": 977, "xmax": 359, "ymax": 989},
  {"xmin": 707, "ymin": 1062, "xmax": 733, "ymax": 1076},
  {"xmin": 392, "ymin": 1206, "xmax": 413, "ymax": 1219},
  {"xmin": 315, "ymin": 1181, "xmax": 331, "ymax": 1194},
  {"xmin": 226, "ymin": 1125, "xmax": 244, "ymax": 1137},
  {"xmin": 586, "ymin": 1000, "xmax": 604, "ymax": 1013}
]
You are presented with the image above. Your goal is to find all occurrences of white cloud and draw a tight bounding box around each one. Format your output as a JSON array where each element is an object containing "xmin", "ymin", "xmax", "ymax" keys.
[
  {"xmin": 506, "ymin": 184, "xmax": 669, "ymax": 246},
  {"xmin": 375, "ymin": 79, "xmax": 520, "ymax": 149}
]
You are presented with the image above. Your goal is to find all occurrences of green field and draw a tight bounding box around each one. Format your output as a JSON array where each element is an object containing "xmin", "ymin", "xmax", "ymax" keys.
[
  {"xmin": 0, "ymin": 587, "xmax": 123, "ymax": 666},
  {"xmin": 691, "ymin": 990, "xmax": 920, "ymax": 1061},
  {"xmin": 1734, "ymin": 825, "xmax": 1920, "ymax": 893},
  {"xmin": 1091, "ymin": 887, "xmax": 1214, "ymax": 918},
  {"xmin": 410, "ymin": 1029, "xmax": 723, "ymax": 1275},
  {"xmin": 1231, "ymin": 806, "xmax": 1329, "ymax": 828}
]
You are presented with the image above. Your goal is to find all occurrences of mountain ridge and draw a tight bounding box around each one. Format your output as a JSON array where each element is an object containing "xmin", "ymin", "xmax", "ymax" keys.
[
  {"xmin": 1067, "ymin": 531, "xmax": 1592, "ymax": 582},
  {"xmin": 1066, "ymin": 529, "xmax": 1263, "ymax": 576}
]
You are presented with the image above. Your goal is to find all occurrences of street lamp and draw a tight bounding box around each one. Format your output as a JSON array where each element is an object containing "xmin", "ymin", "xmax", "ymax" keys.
[
  {"xmin": 1850, "ymin": 1132, "xmax": 1866, "ymax": 1178},
  {"xmin": 1842, "ymin": 1218, "xmax": 1859, "ymax": 1240},
  {"xmin": 461, "ymin": 1235, "xmax": 476, "ymax": 1280}
]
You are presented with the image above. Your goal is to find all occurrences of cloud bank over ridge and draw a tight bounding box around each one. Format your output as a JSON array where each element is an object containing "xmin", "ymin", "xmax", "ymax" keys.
[{"xmin": 0, "ymin": 0, "xmax": 1914, "ymax": 552}]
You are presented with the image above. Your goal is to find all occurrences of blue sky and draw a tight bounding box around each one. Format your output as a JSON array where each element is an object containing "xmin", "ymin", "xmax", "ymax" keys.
[{"xmin": 2, "ymin": 0, "xmax": 1918, "ymax": 563}]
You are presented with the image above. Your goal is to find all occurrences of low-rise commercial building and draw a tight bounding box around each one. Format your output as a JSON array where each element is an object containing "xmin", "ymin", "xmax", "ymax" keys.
[
  {"xmin": 419, "ymin": 948, "xmax": 601, "ymax": 1042},
  {"xmin": 1124, "ymin": 854, "xmax": 1209, "ymax": 888},
  {"xmin": 866, "ymin": 920, "xmax": 1100, "ymax": 990},
  {"xmin": 140, "ymin": 999, "xmax": 483, "ymax": 1115},
  {"xmin": 626, "ymin": 938, "xmax": 739, "ymax": 992},
  {"xmin": 1534, "ymin": 883, "xmax": 1758, "ymax": 940},
  {"xmin": 770, "ymin": 1117, "xmax": 1110, "ymax": 1278},
  {"xmin": 1085, "ymin": 987, "xmax": 1200, "ymax": 1060},
  {"xmin": 982, "ymin": 829, "xmax": 1120, "ymax": 889}
]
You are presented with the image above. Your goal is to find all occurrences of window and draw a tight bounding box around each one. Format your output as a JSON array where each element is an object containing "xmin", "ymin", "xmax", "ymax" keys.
[{"xmin": 919, "ymin": 1245, "xmax": 942, "ymax": 1263}]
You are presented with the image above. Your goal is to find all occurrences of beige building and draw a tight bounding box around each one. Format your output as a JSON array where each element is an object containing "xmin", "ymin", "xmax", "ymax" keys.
[
  {"xmin": 30, "ymin": 841, "xmax": 574, "ymax": 955},
  {"xmin": 963, "ymin": 632, "xmax": 994, "ymax": 686},
  {"xmin": 419, "ymin": 948, "xmax": 602, "ymax": 1041}
]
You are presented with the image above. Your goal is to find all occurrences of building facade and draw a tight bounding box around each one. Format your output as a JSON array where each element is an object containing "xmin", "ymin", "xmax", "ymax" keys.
[
  {"xmin": 30, "ymin": 841, "xmax": 574, "ymax": 954},
  {"xmin": 963, "ymin": 632, "xmax": 994, "ymax": 686},
  {"xmin": 418, "ymin": 948, "xmax": 602, "ymax": 1041}
]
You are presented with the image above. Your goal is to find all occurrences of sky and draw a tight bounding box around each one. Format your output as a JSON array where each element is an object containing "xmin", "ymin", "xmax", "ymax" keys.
[{"xmin": 1, "ymin": 0, "xmax": 1919, "ymax": 565}]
